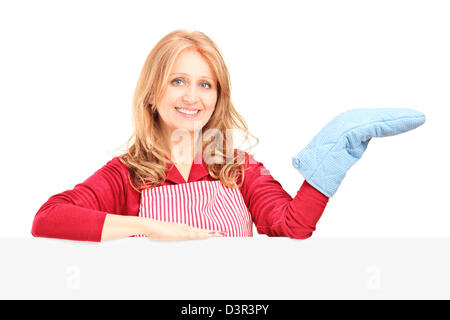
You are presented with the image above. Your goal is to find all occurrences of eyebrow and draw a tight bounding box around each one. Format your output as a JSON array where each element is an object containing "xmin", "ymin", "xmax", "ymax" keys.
[{"xmin": 170, "ymin": 73, "xmax": 215, "ymax": 81}]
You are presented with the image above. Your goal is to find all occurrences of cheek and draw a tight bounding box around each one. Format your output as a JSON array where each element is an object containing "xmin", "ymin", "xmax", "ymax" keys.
[
  {"xmin": 204, "ymin": 92, "xmax": 218, "ymax": 110},
  {"xmin": 160, "ymin": 87, "xmax": 179, "ymax": 105}
]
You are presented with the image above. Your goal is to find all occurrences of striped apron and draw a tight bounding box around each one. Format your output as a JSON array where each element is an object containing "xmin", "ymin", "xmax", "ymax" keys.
[{"xmin": 136, "ymin": 180, "xmax": 253, "ymax": 237}]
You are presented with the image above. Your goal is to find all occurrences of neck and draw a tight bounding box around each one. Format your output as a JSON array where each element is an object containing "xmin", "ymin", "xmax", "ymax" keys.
[{"xmin": 165, "ymin": 129, "xmax": 202, "ymax": 166}]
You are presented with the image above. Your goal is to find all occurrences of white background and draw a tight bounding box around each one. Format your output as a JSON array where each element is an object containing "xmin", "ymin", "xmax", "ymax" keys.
[{"xmin": 1, "ymin": 0, "xmax": 449, "ymax": 239}]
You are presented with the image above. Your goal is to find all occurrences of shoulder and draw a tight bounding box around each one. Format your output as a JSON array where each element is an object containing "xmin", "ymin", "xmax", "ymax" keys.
[
  {"xmin": 95, "ymin": 156, "xmax": 130, "ymax": 176},
  {"xmin": 234, "ymin": 149, "xmax": 271, "ymax": 186},
  {"xmin": 84, "ymin": 156, "xmax": 133, "ymax": 189},
  {"xmin": 234, "ymin": 149, "xmax": 256, "ymax": 165},
  {"xmin": 107, "ymin": 156, "xmax": 129, "ymax": 170},
  {"xmin": 233, "ymin": 149, "xmax": 265, "ymax": 170}
]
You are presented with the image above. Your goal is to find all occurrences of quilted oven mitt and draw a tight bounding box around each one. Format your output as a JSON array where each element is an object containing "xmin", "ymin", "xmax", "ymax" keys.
[{"xmin": 292, "ymin": 108, "xmax": 426, "ymax": 198}]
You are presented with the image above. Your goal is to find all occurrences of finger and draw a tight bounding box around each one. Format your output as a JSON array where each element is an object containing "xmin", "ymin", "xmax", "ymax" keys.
[
  {"xmin": 184, "ymin": 224, "xmax": 211, "ymax": 232},
  {"xmin": 184, "ymin": 225, "xmax": 227, "ymax": 235},
  {"xmin": 187, "ymin": 229, "xmax": 225, "ymax": 240},
  {"xmin": 183, "ymin": 225, "xmax": 217, "ymax": 235}
]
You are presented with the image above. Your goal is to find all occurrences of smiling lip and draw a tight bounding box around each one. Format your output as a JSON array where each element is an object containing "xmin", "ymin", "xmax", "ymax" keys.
[
  {"xmin": 175, "ymin": 106, "xmax": 200, "ymax": 111},
  {"xmin": 175, "ymin": 107, "xmax": 201, "ymax": 118}
]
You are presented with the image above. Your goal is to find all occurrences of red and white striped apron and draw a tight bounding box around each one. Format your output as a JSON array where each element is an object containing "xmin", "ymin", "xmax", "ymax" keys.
[{"xmin": 136, "ymin": 180, "xmax": 253, "ymax": 237}]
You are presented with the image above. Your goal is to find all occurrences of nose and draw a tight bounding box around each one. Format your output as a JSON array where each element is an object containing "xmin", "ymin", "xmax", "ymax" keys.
[{"xmin": 182, "ymin": 85, "xmax": 200, "ymax": 105}]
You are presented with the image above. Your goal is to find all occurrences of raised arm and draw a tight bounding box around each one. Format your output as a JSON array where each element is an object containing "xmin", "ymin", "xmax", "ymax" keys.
[{"xmin": 239, "ymin": 152, "xmax": 329, "ymax": 239}]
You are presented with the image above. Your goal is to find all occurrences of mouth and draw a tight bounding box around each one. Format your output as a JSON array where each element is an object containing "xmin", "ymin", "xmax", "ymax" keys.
[{"xmin": 175, "ymin": 106, "xmax": 201, "ymax": 118}]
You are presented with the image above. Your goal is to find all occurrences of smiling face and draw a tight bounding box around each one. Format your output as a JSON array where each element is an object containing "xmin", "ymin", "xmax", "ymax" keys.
[{"xmin": 155, "ymin": 48, "xmax": 218, "ymax": 142}]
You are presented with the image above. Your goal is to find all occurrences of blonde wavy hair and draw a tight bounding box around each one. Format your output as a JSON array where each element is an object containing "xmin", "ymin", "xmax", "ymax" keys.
[{"xmin": 117, "ymin": 29, "xmax": 258, "ymax": 192}]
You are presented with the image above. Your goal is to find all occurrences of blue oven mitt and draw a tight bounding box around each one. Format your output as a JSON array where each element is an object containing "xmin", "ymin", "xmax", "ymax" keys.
[{"xmin": 292, "ymin": 108, "xmax": 426, "ymax": 197}]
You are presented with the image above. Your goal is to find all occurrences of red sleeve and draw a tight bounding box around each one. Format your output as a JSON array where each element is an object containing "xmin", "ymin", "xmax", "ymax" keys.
[
  {"xmin": 31, "ymin": 157, "xmax": 139, "ymax": 242},
  {"xmin": 239, "ymin": 152, "xmax": 329, "ymax": 239}
]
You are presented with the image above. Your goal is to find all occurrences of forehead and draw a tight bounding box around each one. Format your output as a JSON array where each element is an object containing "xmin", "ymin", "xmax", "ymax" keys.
[{"xmin": 170, "ymin": 48, "xmax": 216, "ymax": 80}]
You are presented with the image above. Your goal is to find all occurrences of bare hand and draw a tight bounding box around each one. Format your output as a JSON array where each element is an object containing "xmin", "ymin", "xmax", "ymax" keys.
[{"xmin": 143, "ymin": 219, "xmax": 227, "ymax": 241}]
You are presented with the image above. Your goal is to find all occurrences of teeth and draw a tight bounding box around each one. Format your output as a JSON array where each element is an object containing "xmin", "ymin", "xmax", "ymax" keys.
[{"xmin": 176, "ymin": 107, "xmax": 199, "ymax": 115}]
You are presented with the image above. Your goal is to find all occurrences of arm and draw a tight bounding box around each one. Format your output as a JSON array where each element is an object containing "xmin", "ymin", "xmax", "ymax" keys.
[
  {"xmin": 31, "ymin": 157, "xmax": 223, "ymax": 242},
  {"xmin": 101, "ymin": 214, "xmax": 150, "ymax": 241},
  {"xmin": 239, "ymin": 152, "xmax": 329, "ymax": 239},
  {"xmin": 292, "ymin": 108, "xmax": 426, "ymax": 197},
  {"xmin": 31, "ymin": 157, "xmax": 140, "ymax": 242}
]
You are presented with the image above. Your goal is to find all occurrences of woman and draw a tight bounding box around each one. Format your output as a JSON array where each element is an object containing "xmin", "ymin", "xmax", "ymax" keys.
[{"xmin": 31, "ymin": 30, "xmax": 329, "ymax": 242}]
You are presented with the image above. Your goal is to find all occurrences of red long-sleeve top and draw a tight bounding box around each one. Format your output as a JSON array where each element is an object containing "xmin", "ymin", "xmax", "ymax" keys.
[{"xmin": 31, "ymin": 151, "xmax": 329, "ymax": 242}]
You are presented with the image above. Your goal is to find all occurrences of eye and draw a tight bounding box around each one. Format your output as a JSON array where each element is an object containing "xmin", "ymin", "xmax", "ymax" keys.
[
  {"xmin": 200, "ymin": 81, "xmax": 212, "ymax": 89},
  {"xmin": 171, "ymin": 78, "xmax": 185, "ymax": 86}
]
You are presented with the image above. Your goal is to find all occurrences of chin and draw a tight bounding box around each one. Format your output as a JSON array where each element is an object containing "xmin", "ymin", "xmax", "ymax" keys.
[
  {"xmin": 177, "ymin": 119, "xmax": 206, "ymax": 131},
  {"xmin": 171, "ymin": 122, "xmax": 198, "ymax": 134}
]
